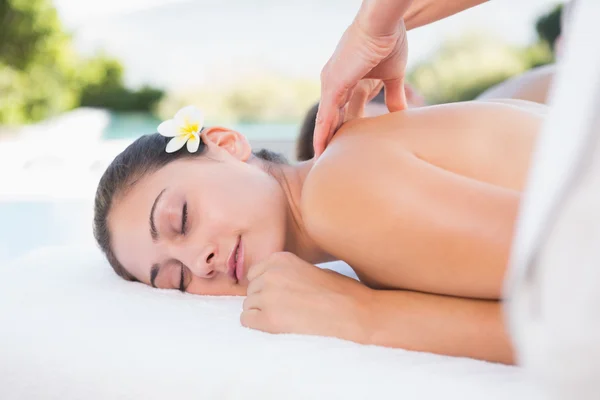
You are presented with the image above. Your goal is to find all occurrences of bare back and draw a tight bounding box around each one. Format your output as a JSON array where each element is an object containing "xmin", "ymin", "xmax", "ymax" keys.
[{"xmin": 301, "ymin": 101, "xmax": 543, "ymax": 299}]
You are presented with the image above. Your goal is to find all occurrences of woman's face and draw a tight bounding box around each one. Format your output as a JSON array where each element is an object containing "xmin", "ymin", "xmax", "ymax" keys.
[{"xmin": 108, "ymin": 130, "xmax": 288, "ymax": 295}]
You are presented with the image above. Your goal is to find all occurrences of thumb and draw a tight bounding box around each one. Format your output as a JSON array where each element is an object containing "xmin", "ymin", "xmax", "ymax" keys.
[
  {"xmin": 314, "ymin": 103, "xmax": 343, "ymax": 159},
  {"xmin": 313, "ymin": 103, "xmax": 333, "ymax": 158},
  {"xmin": 383, "ymin": 77, "xmax": 407, "ymax": 112}
]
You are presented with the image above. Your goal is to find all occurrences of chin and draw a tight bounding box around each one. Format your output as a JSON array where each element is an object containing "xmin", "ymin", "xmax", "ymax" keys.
[{"xmin": 254, "ymin": 238, "xmax": 285, "ymax": 264}]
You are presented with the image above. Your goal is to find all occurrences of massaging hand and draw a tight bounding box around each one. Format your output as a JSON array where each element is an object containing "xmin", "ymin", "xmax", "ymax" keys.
[
  {"xmin": 241, "ymin": 252, "xmax": 373, "ymax": 343},
  {"xmin": 314, "ymin": 10, "xmax": 409, "ymax": 157}
]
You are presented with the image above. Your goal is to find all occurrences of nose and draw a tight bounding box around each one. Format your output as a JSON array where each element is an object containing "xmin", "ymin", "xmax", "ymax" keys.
[{"xmin": 180, "ymin": 244, "xmax": 217, "ymax": 278}]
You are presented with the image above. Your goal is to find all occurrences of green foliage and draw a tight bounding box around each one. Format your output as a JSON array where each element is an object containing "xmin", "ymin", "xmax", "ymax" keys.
[
  {"xmin": 536, "ymin": 4, "xmax": 563, "ymax": 49},
  {"xmin": 81, "ymin": 85, "xmax": 165, "ymax": 112},
  {"xmin": 0, "ymin": 0, "xmax": 67, "ymax": 69},
  {"xmin": 0, "ymin": 0, "xmax": 78, "ymax": 124},
  {"xmin": 78, "ymin": 54, "xmax": 164, "ymax": 112},
  {"xmin": 77, "ymin": 54, "xmax": 125, "ymax": 89},
  {"xmin": 0, "ymin": 61, "xmax": 78, "ymax": 124},
  {"xmin": 0, "ymin": 0, "xmax": 163, "ymax": 126}
]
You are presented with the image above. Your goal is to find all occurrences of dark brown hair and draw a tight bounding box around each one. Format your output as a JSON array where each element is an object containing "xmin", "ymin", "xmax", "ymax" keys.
[
  {"xmin": 93, "ymin": 132, "xmax": 286, "ymax": 281},
  {"xmin": 296, "ymin": 89, "xmax": 386, "ymax": 161}
]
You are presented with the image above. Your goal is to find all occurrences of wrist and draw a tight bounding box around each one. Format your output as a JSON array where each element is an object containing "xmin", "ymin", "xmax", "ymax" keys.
[
  {"xmin": 353, "ymin": 285, "xmax": 380, "ymax": 345},
  {"xmin": 357, "ymin": 0, "xmax": 412, "ymax": 37}
]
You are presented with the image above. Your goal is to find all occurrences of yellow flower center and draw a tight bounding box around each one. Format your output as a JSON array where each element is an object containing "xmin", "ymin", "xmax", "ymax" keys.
[{"xmin": 179, "ymin": 123, "xmax": 199, "ymax": 135}]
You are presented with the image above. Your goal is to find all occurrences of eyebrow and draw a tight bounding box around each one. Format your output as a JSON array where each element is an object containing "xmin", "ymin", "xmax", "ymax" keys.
[
  {"xmin": 150, "ymin": 264, "xmax": 160, "ymax": 288},
  {"xmin": 150, "ymin": 188, "xmax": 167, "ymax": 242}
]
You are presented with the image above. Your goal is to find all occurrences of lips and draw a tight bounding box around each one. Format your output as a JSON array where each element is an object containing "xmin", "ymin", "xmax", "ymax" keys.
[{"xmin": 227, "ymin": 236, "xmax": 242, "ymax": 283}]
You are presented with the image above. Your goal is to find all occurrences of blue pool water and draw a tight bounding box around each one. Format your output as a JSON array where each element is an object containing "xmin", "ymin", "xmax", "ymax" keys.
[{"xmin": 102, "ymin": 112, "xmax": 300, "ymax": 141}]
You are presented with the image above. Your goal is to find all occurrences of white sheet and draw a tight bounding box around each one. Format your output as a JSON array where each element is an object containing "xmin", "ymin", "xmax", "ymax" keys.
[{"xmin": 0, "ymin": 246, "xmax": 542, "ymax": 399}]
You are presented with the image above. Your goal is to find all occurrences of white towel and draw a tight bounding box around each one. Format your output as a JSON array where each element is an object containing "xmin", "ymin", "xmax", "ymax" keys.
[{"xmin": 0, "ymin": 246, "xmax": 542, "ymax": 399}]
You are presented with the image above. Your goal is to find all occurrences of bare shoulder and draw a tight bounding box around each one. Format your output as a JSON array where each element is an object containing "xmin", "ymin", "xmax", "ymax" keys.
[
  {"xmin": 299, "ymin": 102, "xmax": 537, "ymax": 296},
  {"xmin": 299, "ymin": 117, "xmax": 411, "ymax": 274},
  {"xmin": 300, "ymin": 100, "xmax": 540, "ymax": 245}
]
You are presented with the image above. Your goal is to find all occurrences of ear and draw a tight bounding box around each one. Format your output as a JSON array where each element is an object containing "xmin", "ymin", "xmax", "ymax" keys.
[{"xmin": 200, "ymin": 127, "xmax": 252, "ymax": 162}]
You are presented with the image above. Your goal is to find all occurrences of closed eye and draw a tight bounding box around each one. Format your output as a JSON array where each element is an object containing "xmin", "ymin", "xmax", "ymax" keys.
[
  {"xmin": 179, "ymin": 264, "xmax": 185, "ymax": 292},
  {"xmin": 181, "ymin": 202, "xmax": 188, "ymax": 235}
]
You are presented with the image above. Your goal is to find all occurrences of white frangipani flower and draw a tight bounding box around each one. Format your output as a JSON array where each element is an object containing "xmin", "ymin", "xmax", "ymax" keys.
[{"xmin": 157, "ymin": 105, "xmax": 204, "ymax": 153}]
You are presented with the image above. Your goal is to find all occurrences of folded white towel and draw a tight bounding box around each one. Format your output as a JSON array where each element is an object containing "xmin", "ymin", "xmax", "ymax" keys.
[{"xmin": 0, "ymin": 246, "xmax": 542, "ymax": 399}]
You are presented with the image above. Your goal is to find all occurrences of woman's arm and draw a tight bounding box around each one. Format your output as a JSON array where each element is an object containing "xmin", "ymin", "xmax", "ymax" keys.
[
  {"xmin": 358, "ymin": 0, "xmax": 487, "ymax": 35},
  {"xmin": 242, "ymin": 252, "xmax": 513, "ymax": 364},
  {"xmin": 367, "ymin": 289, "xmax": 513, "ymax": 364}
]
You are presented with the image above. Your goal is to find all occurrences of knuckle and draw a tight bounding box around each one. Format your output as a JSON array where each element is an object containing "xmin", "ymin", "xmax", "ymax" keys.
[
  {"xmin": 263, "ymin": 268, "xmax": 280, "ymax": 284},
  {"xmin": 242, "ymin": 296, "xmax": 251, "ymax": 311},
  {"xmin": 278, "ymin": 251, "xmax": 294, "ymax": 262},
  {"xmin": 246, "ymin": 279, "xmax": 259, "ymax": 294},
  {"xmin": 264, "ymin": 289, "xmax": 281, "ymax": 305}
]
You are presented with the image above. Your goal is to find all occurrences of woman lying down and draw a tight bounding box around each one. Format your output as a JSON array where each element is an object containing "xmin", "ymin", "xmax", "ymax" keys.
[{"xmin": 93, "ymin": 96, "xmax": 544, "ymax": 365}]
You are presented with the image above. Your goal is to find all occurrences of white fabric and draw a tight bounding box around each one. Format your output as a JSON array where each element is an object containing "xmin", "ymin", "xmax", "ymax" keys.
[
  {"xmin": 506, "ymin": 0, "xmax": 600, "ymax": 398},
  {"xmin": 0, "ymin": 246, "xmax": 542, "ymax": 399}
]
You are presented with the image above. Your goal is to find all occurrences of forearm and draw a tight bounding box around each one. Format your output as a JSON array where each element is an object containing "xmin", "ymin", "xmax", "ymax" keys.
[
  {"xmin": 357, "ymin": 0, "xmax": 487, "ymax": 35},
  {"xmin": 365, "ymin": 289, "xmax": 514, "ymax": 364},
  {"xmin": 357, "ymin": 0, "xmax": 414, "ymax": 36},
  {"xmin": 404, "ymin": 0, "xmax": 488, "ymax": 30}
]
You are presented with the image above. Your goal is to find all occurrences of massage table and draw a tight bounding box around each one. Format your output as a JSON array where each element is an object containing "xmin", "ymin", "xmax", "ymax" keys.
[{"xmin": 0, "ymin": 245, "xmax": 543, "ymax": 399}]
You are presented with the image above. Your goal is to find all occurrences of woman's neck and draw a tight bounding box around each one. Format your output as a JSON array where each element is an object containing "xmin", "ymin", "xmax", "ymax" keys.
[{"xmin": 264, "ymin": 158, "xmax": 333, "ymax": 265}]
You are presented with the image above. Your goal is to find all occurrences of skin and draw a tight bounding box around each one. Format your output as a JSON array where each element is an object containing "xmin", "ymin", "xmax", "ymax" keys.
[
  {"xmin": 314, "ymin": 0, "xmax": 488, "ymax": 156},
  {"xmin": 109, "ymin": 100, "xmax": 542, "ymax": 364},
  {"xmin": 403, "ymin": 0, "xmax": 487, "ymax": 30},
  {"xmin": 305, "ymin": 102, "xmax": 539, "ymax": 299},
  {"xmin": 110, "ymin": 128, "xmax": 329, "ymax": 296},
  {"xmin": 110, "ymin": 129, "xmax": 293, "ymax": 296}
]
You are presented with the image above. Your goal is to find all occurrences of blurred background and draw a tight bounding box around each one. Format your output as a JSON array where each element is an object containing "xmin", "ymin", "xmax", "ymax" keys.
[{"xmin": 0, "ymin": 0, "xmax": 564, "ymax": 263}]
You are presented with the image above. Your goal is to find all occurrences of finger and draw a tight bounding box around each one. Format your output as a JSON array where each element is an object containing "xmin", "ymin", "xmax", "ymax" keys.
[
  {"xmin": 383, "ymin": 77, "xmax": 407, "ymax": 112},
  {"xmin": 313, "ymin": 100, "xmax": 337, "ymax": 158},
  {"xmin": 346, "ymin": 84, "xmax": 370, "ymax": 121},
  {"xmin": 247, "ymin": 260, "xmax": 273, "ymax": 282},
  {"xmin": 346, "ymin": 80, "xmax": 382, "ymax": 121},
  {"xmin": 315, "ymin": 104, "xmax": 345, "ymax": 158},
  {"xmin": 315, "ymin": 76, "xmax": 356, "ymax": 157},
  {"xmin": 319, "ymin": 106, "xmax": 347, "ymax": 155},
  {"xmin": 246, "ymin": 275, "xmax": 265, "ymax": 296},
  {"xmin": 242, "ymin": 292, "xmax": 264, "ymax": 311},
  {"xmin": 240, "ymin": 309, "xmax": 269, "ymax": 330}
]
